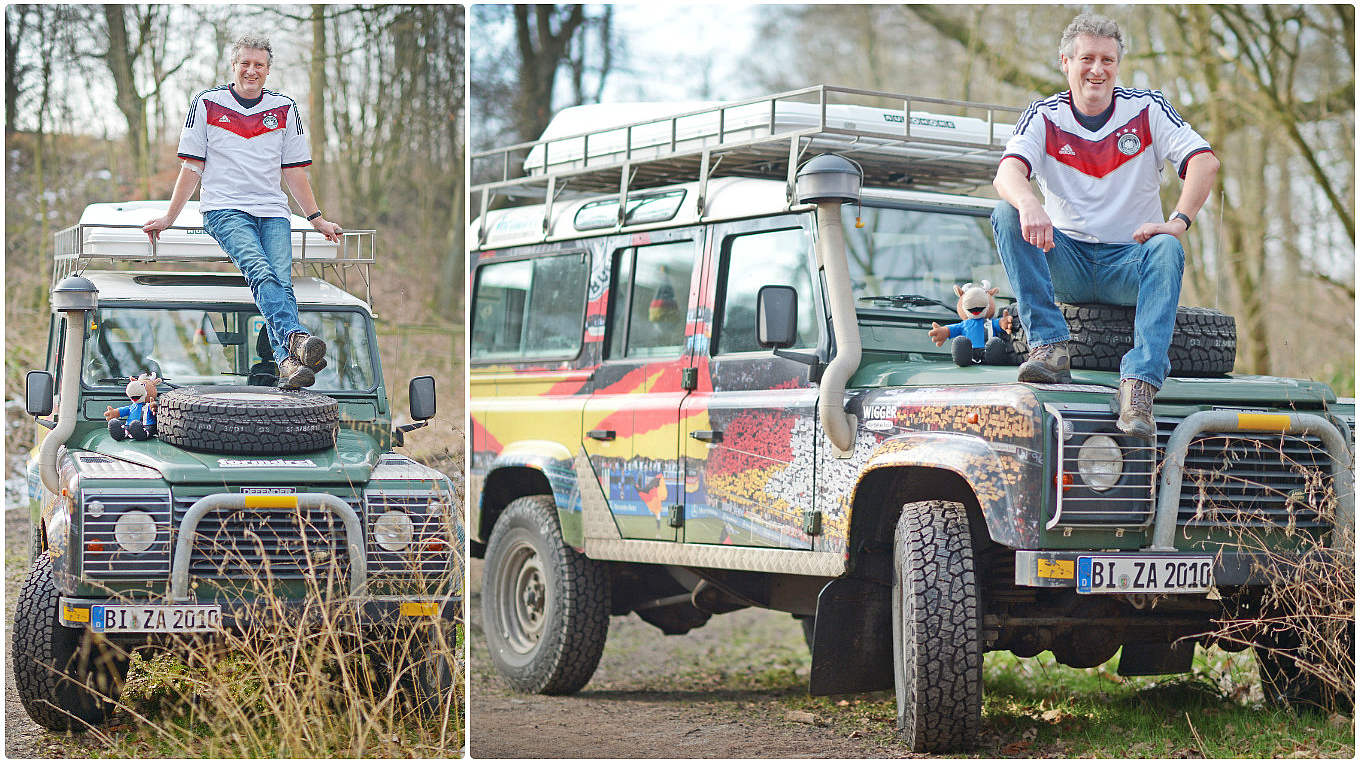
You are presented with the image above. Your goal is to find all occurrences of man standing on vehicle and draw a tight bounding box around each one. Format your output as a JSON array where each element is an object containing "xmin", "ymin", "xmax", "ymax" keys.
[
  {"xmin": 992, "ymin": 13, "xmax": 1219, "ymax": 438},
  {"xmin": 142, "ymin": 35, "xmax": 341, "ymax": 389}
]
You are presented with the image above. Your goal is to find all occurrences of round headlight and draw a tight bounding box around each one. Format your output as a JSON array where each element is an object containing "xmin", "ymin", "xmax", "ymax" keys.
[
  {"xmin": 114, "ymin": 510, "xmax": 157, "ymax": 553},
  {"xmin": 1077, "ymin": 434, "xmax": 1124, "ymax": 491},
  {"xmin": 374, "ymin": 509, "xmax": 414, "ymax": 552}
]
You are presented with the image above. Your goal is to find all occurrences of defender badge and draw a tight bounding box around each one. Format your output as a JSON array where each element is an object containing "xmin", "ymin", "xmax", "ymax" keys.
[
  {"xmin": 1117, "ymin": 132, "xmax": 1141, "ymax": 155},
  {"xmin": 262, "ymin": 113, "xmax": 279, "ymax": 130}
]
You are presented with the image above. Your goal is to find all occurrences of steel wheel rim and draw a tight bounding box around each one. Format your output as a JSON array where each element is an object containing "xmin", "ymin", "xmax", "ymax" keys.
[{"xmin": 496, "ymin": 538, "xmax": 548, "ymax": 654}]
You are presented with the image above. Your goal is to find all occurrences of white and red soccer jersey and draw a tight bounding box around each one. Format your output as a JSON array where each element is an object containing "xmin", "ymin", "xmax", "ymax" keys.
[
  {"xmin": 177, "ymin": 85, "xmax": 312, "ymax": 219},
  {"xmin": 1001, "ymin": 88, "xmax": 1213, "ymax": 244}
]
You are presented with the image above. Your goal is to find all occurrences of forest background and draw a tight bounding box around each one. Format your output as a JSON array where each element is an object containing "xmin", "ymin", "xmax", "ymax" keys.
[
  {"xmin": 472, "ymin": 3, "xmax": 1355, "ymax": 394},
  {"xmin": 4, "ymin": 3, "xmax": 465, "ymax": 480}
]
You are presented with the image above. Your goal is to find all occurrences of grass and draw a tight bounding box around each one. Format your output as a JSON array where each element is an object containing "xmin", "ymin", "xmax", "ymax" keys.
[{"xmin": 780, "ymin": 647, "xmax": 1354, "ymax": 757}]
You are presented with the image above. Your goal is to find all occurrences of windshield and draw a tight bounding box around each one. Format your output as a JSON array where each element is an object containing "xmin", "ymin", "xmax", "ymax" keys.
[
  {"xmin": 842, "ymin": 204, "xmax": 1013, "ymax": 313},
  {"xmin": 84, "ymin": 307, "xmax": 377, "ymax": 391}
]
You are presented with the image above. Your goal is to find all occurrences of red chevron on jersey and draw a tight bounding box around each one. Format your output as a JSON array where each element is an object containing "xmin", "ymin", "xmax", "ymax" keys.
[
  {"xmin": 1044, "ymin": 107, "xmax": 1151, "ymax": 179},
  {"xmin": 204, "ymin": 101, "xmax": 290, "ymax": 139}
]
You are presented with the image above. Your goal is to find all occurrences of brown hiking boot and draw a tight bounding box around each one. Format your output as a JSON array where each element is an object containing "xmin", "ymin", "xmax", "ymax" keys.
[
  {"xmin": 1116, "ymin": 377, "xmax": 1157, "ymax": 439},
  {"xmin": 287, "ymin": 331, "xmax": 327, "ymax": 372},
  {"xmin": 1017, "ymin": 340, "xmax": 1072, "ymax": 384},
  {"xmin": 278, "ymin": 356, "xmax": 315, "ymax": 389}
]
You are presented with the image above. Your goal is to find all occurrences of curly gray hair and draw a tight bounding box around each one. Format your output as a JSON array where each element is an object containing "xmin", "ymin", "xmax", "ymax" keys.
[
  {"xmin": 230, "ymin": 35, "xmax": 273, "ymax": 66},
  {"xmin": 1058, "ymin": 13, "xmax": 1125, "ymax": 64}
]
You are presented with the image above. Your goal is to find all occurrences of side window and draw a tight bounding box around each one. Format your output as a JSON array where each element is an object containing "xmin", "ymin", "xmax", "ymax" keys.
[
  {"xmin": 470, "ymin": 252, "xmax": 588, "ymax": 360},
  {"xmin": 607, "ymin": 240, "xmax": 694, "ymax": 359},
  {"xmin": 716, "ymin": 228, "xmax": 817, "ymax": 354}
]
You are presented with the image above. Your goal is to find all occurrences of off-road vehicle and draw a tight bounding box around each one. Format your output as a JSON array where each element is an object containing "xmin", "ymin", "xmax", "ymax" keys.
[
  {"xmin": 468, "ymin": 86, "xmax": 1353, "ymax": 750},
  {"xmin": 16, "ymin": 200, "xmax": 462, "ymax": 730}
]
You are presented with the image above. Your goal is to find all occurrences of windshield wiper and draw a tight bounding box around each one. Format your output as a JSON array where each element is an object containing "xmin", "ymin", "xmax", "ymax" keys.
[{"xmin": 858, "ymin": 294, "xmax": 956, "ymax": 312}]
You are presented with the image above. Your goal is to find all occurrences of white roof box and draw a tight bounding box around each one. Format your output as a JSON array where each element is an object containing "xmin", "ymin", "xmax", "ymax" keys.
[
  {"xmin": 70, "ymin": 201, "xmax": 341, "ymax": 261},
  {"xmin": 523, "ymin": 99, "xmax": 1014, "ymax": 176}
]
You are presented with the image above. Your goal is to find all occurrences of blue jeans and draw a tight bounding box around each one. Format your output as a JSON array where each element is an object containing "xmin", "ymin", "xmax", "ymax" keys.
[
  {"xmin": 202, "ymin": 209, "xmax": 304, "ymax": 364},
  {"xmin": 991, "ymin": 203, "xmax": 1184, "ymax": 387}
]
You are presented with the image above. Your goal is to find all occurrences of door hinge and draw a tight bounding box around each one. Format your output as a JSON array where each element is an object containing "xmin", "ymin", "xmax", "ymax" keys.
[
  {"xmin": 681, "ymin": 367, "xmax": 698, "ymax": 390},
  {"xmin": 668, "ymin": 503, "xmax": 685, "ymax": 528},
  {"xmin": 802, "ymin": 509, "xmax": 822, "ymax": 535}
]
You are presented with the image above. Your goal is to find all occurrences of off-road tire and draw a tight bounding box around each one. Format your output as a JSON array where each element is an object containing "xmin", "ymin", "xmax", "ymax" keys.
[
  {"xmin": 156, "ymin": 385, "xmax": 338, "ymax": 454},
  {"xmin": 893, "ymin": 500, "xmax": 981, "ymax": 752},
  {"xmin": 481, "ymin": 494, "xmax": 609, "ymax": 694},
  {"xmin": 1010, "ymin": 303, "xmax": 1236, "ymax": 376},
  {"xmin": 365, "ymin": 619, "xmax": 461, "ymax": 718},
  {"xmin": 1255, "ymin": 623, "xmax": 1354, "ymax": 714},
  {"xmin": 13, "ymin": 552, "xmax": 130, "ymax": 731}
]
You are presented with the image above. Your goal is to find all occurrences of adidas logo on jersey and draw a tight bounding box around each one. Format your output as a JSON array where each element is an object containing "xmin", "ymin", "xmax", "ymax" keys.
[
  {"xmin": 218, "ymin": 115, "xmax": 231, "ymax": 123},
  {"xmin": 1059, "ymin": 144, "xmax": 1076, "ymax": 156}
]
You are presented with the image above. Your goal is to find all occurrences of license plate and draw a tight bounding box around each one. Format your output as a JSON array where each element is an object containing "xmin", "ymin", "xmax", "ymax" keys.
[
  {"xmin": 90, "ymin": 604, "xmax": 223, "ymax": 633},
  {"xmin": 1076, "ymin": 555, "xmax": 1214, "ymax": 594}
]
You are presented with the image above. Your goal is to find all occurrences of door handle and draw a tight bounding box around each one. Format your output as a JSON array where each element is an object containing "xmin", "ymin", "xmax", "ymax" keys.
[
  {"xmin": 587, "ymin": 429, "xmax": 616, "ymax": 441},
  {"xmin": 690, "ymin": 430, "xmax": 722, "ymax": 443}
]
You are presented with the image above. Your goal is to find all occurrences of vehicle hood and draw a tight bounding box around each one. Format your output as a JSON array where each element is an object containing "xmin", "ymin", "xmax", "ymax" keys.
[
  {"xmin": 75, "ymin": 428, "xmax": 382, "ymax": 485},
  {"xmin": 853, "ymin": 359, "xmax": 1338, "ymax": 407}
]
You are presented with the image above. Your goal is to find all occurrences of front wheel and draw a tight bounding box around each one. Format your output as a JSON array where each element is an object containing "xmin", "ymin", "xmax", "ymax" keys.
[
  {"xmin": 892, "ymin": 500, "xmax": 982, "ymax": 751},
  {"xmin": 13, "ymin": 553, "xmax": 130, "ymax": 731},
  {"xmin": 481, "ymin": 494, "xmax": 610, "ymax": 694}
]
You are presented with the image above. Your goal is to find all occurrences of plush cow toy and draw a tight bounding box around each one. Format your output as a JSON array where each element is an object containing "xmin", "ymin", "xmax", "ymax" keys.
[
  {"xmin": 104, "ymin": 373, "xmax": 160, "ymax": 441},
  {"xmin": 928, "ymin": 280, "xmax": 1014, "ymax": 366}
]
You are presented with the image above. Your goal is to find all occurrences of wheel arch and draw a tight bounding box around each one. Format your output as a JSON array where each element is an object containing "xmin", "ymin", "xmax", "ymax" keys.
[
  {"xmin": 847, "ymin": 465, "xmax": 989, "ymax": 581},
  {"xmin": 477, "ymin": 439, "xmax": 578, "ymax": 548}
]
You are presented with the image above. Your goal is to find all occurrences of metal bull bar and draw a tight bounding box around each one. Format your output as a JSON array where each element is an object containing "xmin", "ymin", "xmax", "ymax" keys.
[
  {"xmin": 1150, "ymin": 411, "xmax": 1354, "ymax": 551},
  {"xmin": 170, "ymin": 493, "xmax": 367, "ymax": 601}
]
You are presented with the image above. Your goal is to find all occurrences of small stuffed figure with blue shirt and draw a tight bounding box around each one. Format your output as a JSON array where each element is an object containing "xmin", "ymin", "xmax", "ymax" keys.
[
  {"xmin": 928, "ymin": 280, "xmax": 1014, "ymax": 366},
  {"xmin": 104, "ymin": 373, "xmax": 160, "ymax": 441}
]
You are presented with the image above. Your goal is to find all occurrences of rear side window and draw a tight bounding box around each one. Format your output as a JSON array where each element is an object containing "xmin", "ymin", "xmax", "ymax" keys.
[
  {"xmin": 471, "ymin": 252, "xmax": 588, "ymax": 360},
  {"xmin": 716, "ymin": 228, "xmax": 817, "ymax": 354},
  {"xmin": 607, "ymin": 240, "xmax": 694, "ymax": 359}
]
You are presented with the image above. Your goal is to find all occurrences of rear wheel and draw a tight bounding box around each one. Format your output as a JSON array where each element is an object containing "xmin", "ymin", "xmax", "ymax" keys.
[
  {"xmin": 481, "ymin": 495, "xmax": 609, "ymax": 694},
  {"xmin": 892, "ymin": 500, "xmax": 981, "ymax": 751}
]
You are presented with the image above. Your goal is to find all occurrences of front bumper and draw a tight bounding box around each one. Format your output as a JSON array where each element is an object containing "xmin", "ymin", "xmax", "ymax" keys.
[
  {"xmin": 1015, "ymin": 549, "xmax": 1324, "ymax": 588},
  {"xmin": 58, "ymin": 594, "xmax": 462, "ymax": 631}
]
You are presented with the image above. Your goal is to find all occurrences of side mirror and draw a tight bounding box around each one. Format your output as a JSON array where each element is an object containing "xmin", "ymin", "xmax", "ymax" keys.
[
  {"xmin": 757, "ymin": 285, "xmax": 798, "ymax": 348},
  {"xmin": 26, "ymin": 371, "xmax": 54, "ymax": 417},
  {"xmin": 409, "ymin": 375, "xmax": 436, "ymax": 421}
]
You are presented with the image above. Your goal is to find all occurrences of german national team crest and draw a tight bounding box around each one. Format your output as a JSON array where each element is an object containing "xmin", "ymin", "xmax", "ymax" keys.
[
  {"xmin": 1117, "ymin": 131, "xmax": 1141, "ymax": 156},
  {"xmin": 262, "ymin": 113, "xmax": 279, "ymax": 130}
]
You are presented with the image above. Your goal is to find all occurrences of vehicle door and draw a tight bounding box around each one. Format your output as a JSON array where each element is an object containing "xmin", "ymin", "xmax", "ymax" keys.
[
  {"xmin": 680, "ymin": 215, "xmax": 822, "ymax": 549},
  {"xmin": 581, "ymin": 229, "xmax": 700, "ymax": 541}
]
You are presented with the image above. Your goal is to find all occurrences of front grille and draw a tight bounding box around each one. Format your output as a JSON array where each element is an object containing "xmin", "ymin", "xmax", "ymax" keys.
[
  {"xmin": 1053, "ymin": 410, "xmax": 1157, "ymax": 527},
  {"xmin": 83, "ymin": 489, "xmax": 173, "ymax": 577},
  {"xmin": 1166, "ymin": 418, "xmax": 1334, "ymax": 530},
  {"xmin": 172, "ymin": 494, "xmax": 361, "ymax": 583},
  {"xmin": 365, "ymin": 490, "xmax": 458, "ymax": 583},
  {"xmin": 1050, "ymin": 409, "xmax": 1342, "ymax": 533}
]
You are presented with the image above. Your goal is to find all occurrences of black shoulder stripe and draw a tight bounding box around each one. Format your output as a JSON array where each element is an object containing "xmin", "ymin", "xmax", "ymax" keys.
[
  {"xmin": 185, "ymin": 85, "xmax": 229, "ymax": 128},
  {"xmin": 1014, "ymin": 93, "xmax": 1064, "ymax": 134}
]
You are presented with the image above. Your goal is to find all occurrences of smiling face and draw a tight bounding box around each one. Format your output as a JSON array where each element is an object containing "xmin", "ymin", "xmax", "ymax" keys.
[
  {"xmin": 1061, "ymin": 34, "xmax": 1120, "ymax": 115},
  {"xmin": 232, "ymin": 47, "xmax": 270, "ymax": 99}
]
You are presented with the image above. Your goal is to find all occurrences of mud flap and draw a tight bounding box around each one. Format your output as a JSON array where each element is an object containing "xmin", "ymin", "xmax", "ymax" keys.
[
  {"xmin": 808, "ymin": 576, "xmax": 893, "ymax": 695},
  {"xmin": 1117, "ymin": 639, "xmax": 1195, "ymax": 676}
]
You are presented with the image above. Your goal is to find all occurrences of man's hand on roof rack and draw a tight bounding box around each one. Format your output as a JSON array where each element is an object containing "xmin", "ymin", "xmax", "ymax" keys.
[
  {"xmin": 142, "ymin": 215, "xmax": 173, "ymax": 241},
  {"xmin": 310, "ymin": 215, "xmax": 343, "ymax": 243},
  {"xmin": 858, "ymin": 294, "xmax": 956, "ymax": 312}
]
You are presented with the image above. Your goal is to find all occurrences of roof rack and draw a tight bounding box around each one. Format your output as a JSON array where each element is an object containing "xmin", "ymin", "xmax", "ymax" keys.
[
  {"xmin": 470, "ymin": 84, "xmax": 1022, "ymax": 246},
  {"xmin": 53, "ymin": 222, "xmax": 378, "ymax": 308}
]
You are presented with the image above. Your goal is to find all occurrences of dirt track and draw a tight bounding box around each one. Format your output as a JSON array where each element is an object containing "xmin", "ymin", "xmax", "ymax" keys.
[{"xmin": 467, "ymin": 559, "xmax": 908, "ymax": 759}]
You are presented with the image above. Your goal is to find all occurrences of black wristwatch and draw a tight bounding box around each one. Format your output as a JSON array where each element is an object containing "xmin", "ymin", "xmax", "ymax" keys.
[
  {"xmin": 306, "ymin": 211, "xmax": 323, "ymax": 221},
  {"xmin": 1170, "ymin": 211, "xmax": 1192, "ymax": 230}
]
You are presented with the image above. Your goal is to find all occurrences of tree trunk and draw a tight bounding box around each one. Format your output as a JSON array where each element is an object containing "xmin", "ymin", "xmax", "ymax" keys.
[
  {"xmin": 309, "ymin": 5, "xmax": 328, "ymax": 207},
  {"xmin": 102, "ymin": 4, "xmax": 150, "ymax": 198}
]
